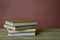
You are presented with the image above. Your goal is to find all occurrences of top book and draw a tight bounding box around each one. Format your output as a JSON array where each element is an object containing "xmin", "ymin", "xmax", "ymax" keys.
[
  {"xmin": 5, "ymin": 20, "xmax": 37, "ymax": 26},
  {"xmin": 5, "ymin": 20, "xmax": 36, "ymax": 23}
]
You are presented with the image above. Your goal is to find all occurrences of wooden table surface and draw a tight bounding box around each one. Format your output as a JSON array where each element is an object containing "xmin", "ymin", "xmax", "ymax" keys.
[{"xmin": 0, "ymin": 28, "xmax": 60, "ymax": 40}]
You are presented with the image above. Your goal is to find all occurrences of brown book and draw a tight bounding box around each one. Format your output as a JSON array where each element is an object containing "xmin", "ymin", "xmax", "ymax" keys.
[{"xmin": 7, "ymin": 28, "xmax": 36, "ymax": 33}]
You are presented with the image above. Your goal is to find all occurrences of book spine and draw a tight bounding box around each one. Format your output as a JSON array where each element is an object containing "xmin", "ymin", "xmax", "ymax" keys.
[
  {"xmin": 13, "ymin": 22, "xmax": 37, "ymax": 26},
  {"xmin": 4, "ymin": 24, "xmax": 36, "ymax": 30},
  {"xmin": 15, "ymin": 26, "xmax": 35, "ymax": 30},
  {"xmin": 5, "ymin": 24, "xmax": 36, "ymax": 28},
  {"xmin": 5, "ymin": 21, "xmax": 37, "ymax": 26},
  {"xmin": 8, "ymin": 32, "xmax": 35, "ymax": 36},
  {"xmin": 7, "ymin": 29, "xmax": 36, "ymax": 33}
]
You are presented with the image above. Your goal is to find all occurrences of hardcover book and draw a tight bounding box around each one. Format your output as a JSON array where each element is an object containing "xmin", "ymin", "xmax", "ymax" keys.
[
  {"xmin": 8, "ymin": 32, "xmax": 35, "ymax": 36},
  {"xmin": 5, "ymin": 20, "xmax": 37, "ymax": 26},
  {"xmin": 4, "ymin": 24, "xmax": 36, "ymax": 30},
  {"xmin": 7, "ymin": 29, "xmax": 36, "ymax": 33}
]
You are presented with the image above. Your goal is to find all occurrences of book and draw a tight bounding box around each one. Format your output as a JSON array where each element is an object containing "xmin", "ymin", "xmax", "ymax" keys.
[
  {"xmin": 7, "ymin": 29, "xmax": 36, "ymax": 33},
  {"xmin": 8, "ymin": 32, "xmax": 35, "ymax": 36},
  {"xmin": 4, "ymin": 24, "xmax": 36, "ymax": 30},
  {"xmin": 5, "ymin": 20, "xmax": 37, "ymax": 26},
  {"xmin": 4, "ymin": 24, "xmax": 36, "ymax": 27}
]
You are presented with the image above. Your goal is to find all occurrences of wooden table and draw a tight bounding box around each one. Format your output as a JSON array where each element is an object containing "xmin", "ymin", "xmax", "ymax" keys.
[{"xmin": 0, "ymin": 28, "xmax": 60, "ymax": 40}]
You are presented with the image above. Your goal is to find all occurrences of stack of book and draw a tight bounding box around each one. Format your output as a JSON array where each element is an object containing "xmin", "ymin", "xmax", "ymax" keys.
[{"xmin": 4, "ymin": 20, "xmax": 37, "ymax": 36}]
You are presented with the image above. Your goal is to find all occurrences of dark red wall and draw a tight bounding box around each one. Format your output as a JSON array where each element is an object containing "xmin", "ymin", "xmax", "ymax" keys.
[
  {"xmin": 34, "ymin": 0, "xmax": 60, "ymax": 28},
  {"xmin": 5, "ymin": 0, "xmax": 34, "ymax": 20},
  {"xmin": 0, "ymin": 0, "xmax": 60, "ymax": 28}
]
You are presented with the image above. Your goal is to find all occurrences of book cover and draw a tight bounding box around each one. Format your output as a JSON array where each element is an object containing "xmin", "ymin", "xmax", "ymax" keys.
[
  {"xmin": 7, "ymin": 29, "xmax": 36, "ymax": 33},
  {"xmin": 5, "ymin": 20, "xmax": 36, "ymax": 23},
  {"xmin": 4, "ymin": 24, "xmax": 36, "ymax": 27},
  {"xmin": 8, "ymin": 32, "xmax": 35, "ymax": 36},
  {"xmin": 5, "ymin": 20, "xmax": 37, "ymax": 26},
  {"xmin": 4, "ymin": 24, "xmax": 36, "ymax": 30}
]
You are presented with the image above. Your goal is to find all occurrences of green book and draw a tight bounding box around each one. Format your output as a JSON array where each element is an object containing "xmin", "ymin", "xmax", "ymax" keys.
[
  {"xmin": 4, "ymin": 24, "xmax": 36, "ymax": 31},
  {"xmin": 5, "ymin": 20, "xmax": 37, "ymax": 26}
]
